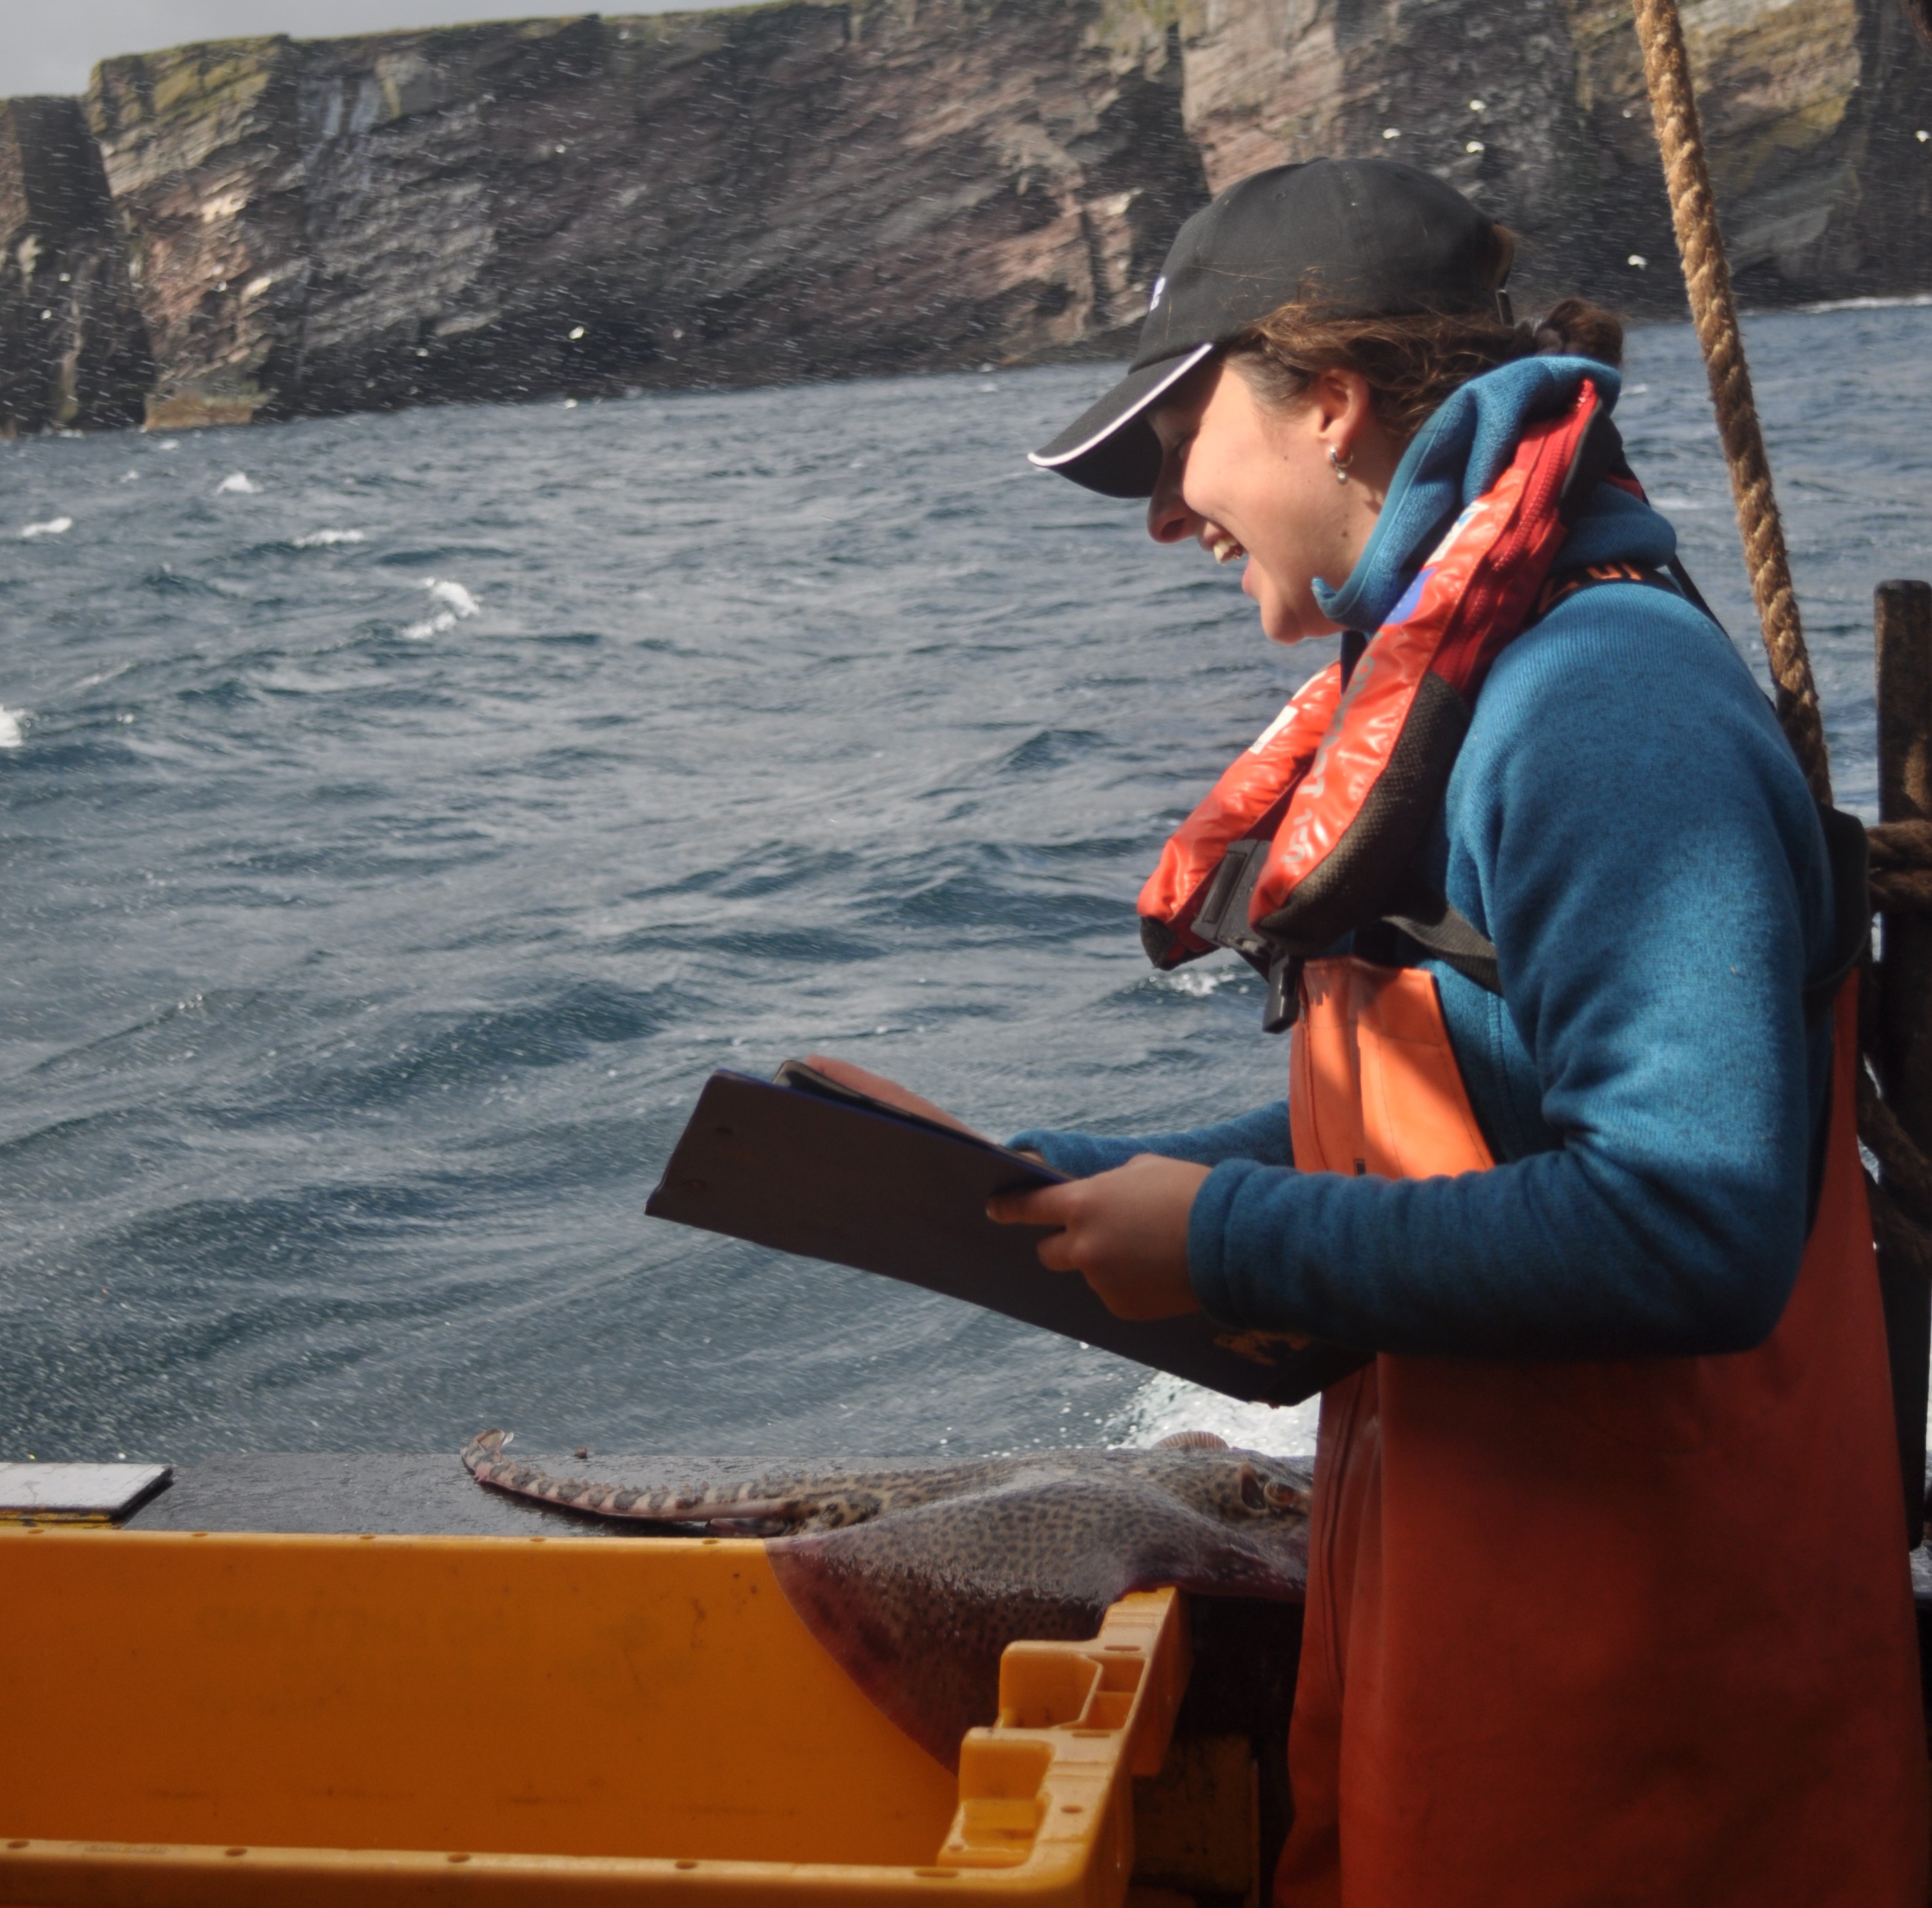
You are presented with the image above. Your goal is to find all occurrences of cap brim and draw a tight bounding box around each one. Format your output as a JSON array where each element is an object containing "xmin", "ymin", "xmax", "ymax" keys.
[{"xmin": 1027, "ymin": 344, "xmax": 1216, "ymax": 498}]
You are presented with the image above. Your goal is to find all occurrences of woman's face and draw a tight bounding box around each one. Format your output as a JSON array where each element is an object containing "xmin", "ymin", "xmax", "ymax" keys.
[{"xmin": 1146, "ymin": 361, "xmax": 1394, "ymax": 646}]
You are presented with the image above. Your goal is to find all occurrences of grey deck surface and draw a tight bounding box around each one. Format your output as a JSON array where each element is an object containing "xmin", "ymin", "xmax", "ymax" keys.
[
  {"xmin": 106, "ymin": 1452, "xmax": 1932, "ymax": 1608},
  {"xmin": 123, "ymin": 1451, "xmax": 818, "ymax": 1538}
]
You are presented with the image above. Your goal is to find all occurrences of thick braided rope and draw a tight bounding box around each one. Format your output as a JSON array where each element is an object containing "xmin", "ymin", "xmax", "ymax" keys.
[
  {"xmin": 1630, "ymin": 0, "xmax": 1832, "ymax": 805},
  {"xmin": 1628, "ymin": 0, "xmax": 1932, "ymax": 1272}
]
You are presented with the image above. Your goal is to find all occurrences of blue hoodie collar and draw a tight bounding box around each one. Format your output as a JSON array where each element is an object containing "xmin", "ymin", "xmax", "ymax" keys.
[{"xmin": 1313, "ymin": 355, "xmax": 1674, "ymax": 635}]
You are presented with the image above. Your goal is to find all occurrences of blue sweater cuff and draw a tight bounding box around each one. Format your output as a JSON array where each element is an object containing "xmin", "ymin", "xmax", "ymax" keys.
[
  {"xmin": 1007, "ymin": 1102, "xmax": 1292, "ymax": 1183},
  {"xmin": 1005, "ymin": 1129, "xmax": 1143, "ymax": 1179},
  {"xmin": 1187, "ymin": 1156, "xmax": 1279, "ymax": 1328}
]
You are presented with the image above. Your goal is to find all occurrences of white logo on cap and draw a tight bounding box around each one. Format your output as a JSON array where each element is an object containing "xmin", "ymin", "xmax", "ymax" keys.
[{"xmin": 1149, "ymin": 275, "xmax": 1166, "ymax": 311}]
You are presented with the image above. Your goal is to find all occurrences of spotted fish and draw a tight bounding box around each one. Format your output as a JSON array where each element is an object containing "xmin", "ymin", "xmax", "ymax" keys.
[
  {"xmin": 461, "ymin": 1428, "xmax": 1313, "ymax": 1766},
  {"xmin": 460, "ymin": 1428, "xmax": 1308, "ymax": 1530}
]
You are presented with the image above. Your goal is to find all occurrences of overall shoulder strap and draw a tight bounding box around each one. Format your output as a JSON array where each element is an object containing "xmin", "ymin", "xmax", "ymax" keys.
[
  {"xmin": 1367, "ymin": 560, "xmax": 1684, "ymax": 1004},
  {"xmin": 1380, "ymin": 787, "xmax": 1870, "ymax": 1017},
  {"xmin": 1380, "ymin": 899, "xmax": 1502, "ymax": 995},
  {"xmin": 1806, "ymin": 803, "xmax": 1870, "ymax": 1030}
]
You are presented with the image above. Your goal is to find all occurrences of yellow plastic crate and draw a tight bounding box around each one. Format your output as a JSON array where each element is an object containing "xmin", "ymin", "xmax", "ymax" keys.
[{"xmin": 0, "ymin": 1525, "xmax": 1189, "ymax": 1905}]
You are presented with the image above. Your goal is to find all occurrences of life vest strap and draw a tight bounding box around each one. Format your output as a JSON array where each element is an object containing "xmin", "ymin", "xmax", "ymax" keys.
[
  {"xmin": 1380, "ymin": 899, "xmax": 1502, "ymax": 994},
  {"xmin": 1362, "ymin": 785, "xmax": 1866, "ymax": 1029},
  {"xmin": 1533, "ymin": 556, "xmax": 1686, "ymax": 619},
  {"xmin": 1155, "ymin": 551, "xmax": 1865, "ymax": 1030},
  {"xmin": 1805, "ymin": 803, "xmax": 1871, "ymax": 1030},
  {"xmin": 1538, "ymin": 561, "xmax": 1871, "ymax": 1031}
]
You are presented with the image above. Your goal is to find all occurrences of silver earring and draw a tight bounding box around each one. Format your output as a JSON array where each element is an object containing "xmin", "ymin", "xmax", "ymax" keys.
[{"xmin": 1328, "ymin": 446, "xmax": 1353, "ymax": 486}]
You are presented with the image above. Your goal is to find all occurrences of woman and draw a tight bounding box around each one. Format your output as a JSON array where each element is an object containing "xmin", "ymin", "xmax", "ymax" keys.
[{"xmin": 829, "ymin": 159, "xmax": 1927, "ymax": 1902}]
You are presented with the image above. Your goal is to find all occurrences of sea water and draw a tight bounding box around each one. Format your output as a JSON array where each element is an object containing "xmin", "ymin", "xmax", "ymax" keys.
[{"xmin": 2, "ymin": 303, "xmax": 1927, "ymax": 1466}]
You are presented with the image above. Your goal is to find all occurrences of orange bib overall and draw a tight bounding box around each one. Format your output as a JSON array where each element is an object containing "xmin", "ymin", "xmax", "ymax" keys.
[{"xmin": 1275, "ymin": 958, "xmax": 1928, "ymax": 1906}]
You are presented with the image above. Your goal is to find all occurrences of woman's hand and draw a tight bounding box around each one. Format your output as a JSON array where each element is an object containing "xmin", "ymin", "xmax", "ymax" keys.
[{"xmin": 988, "ymin": 1154, "xmax": 1210, "ymax": 1321}]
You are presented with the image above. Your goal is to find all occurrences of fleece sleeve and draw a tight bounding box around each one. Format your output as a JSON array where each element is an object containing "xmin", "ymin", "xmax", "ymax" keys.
[
  {"xmin": 1009, "ymin": 1101, "xmax": 1291, "ymax": 1180},
  {"xmin": 1186, "ymin": 589, "xmax": 1836, "ymax": 1359}
]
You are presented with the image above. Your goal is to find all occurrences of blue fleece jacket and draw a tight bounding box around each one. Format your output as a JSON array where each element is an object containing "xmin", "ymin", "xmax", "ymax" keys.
[{"xmin": 1013, "ymin": 356, "xmax": 1837, "ymax": 1360}]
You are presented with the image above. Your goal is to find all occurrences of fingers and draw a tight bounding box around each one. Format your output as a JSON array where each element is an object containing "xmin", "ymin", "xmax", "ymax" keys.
[
  {"xmin": 988, "ymin": 1182, "xmax": 1078, "ymax": 1272},
  {"xmin": 988, "ymin": 1183, "xmax": 1074, "ymax": 1228},
  {"xmin": 989, "ymin": 1160, "xmax": 1205, "ymax": 1320},
  {"xmin": 1034, "ymin": 1227, "xmax": 1079, "ymax": 1273},
  {"xmin": 987, "ymin": 1184, "xmax": 1094, "ymax": 1275},
  {"xmin": 998, "ymin": 1156, "xmax": 1208, "ymax": 1319}
]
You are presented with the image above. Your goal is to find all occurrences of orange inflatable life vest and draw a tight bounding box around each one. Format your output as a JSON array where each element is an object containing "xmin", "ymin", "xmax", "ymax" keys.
[
  {"xmin": 1138, "ymin": 378, "xmax": 1621, "ymax": 1026},
  {"xmin": 1275, "ymin": 960, "xmax": 1928, "ymax": 1906}
]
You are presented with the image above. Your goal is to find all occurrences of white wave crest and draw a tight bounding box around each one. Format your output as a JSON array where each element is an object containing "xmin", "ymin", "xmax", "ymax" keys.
[
  {"xmin": 1110, "ymin": 1370, "xmax": 1318, "ymax": 1457},
  {"xmin": 216, "ymin": 472, "xmax": 259, "ymax": 494},
  {"xmin": 403, "ymin": 576, "xmax": 480, "ymax": 640},
  {"xmin": 1151, "ymin": 962, "xmax": 1241, "ymax": 997},
  {"xmin": 20, "ymin": 516, "xmax": 72, "ymax": 539},
  {"xmin": 292, "ymin": 528, "xmax": 365, "ymax": 548},
  {"xmin": 1799, "ymin": 294, "xmax": 1932, "ymax": 315},
  {"xmin": 0, "ymin": 707, "xmax": 24, "ymax": 747}
]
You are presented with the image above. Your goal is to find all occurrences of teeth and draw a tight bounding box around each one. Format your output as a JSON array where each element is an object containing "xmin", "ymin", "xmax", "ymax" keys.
[{"xmin": 1212, "ymin": 536, "xmax": 1243, "ymax": 564}]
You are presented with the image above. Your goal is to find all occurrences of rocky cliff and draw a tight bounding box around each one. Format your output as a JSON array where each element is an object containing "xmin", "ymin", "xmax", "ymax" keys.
[
  {"xmin": 81, "ymin": 3, "xmax": 1203, "ymax": 426},
  {"xmin": 3, "ymin": 0, "xmax": 1930, "ymax": 431},
  {"xmin": 1180, "ymin": 0, "xmax": 1932, "ymax": 308},
  {"xmin": 0, "ymin": 97, "xmax": 151, "ymax": 433}
]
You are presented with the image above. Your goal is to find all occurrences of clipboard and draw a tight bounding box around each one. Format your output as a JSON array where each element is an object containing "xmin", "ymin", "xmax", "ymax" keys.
[{"xmin": 645, "ymin": 1063, "xmax": 1368, "ymax": 1406}]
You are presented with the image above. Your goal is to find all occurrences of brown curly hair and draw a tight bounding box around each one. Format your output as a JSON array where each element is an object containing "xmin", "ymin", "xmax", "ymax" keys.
[{"xmin": 1226, "ymin": 273, "xmax": 1625, "ymax": 445}]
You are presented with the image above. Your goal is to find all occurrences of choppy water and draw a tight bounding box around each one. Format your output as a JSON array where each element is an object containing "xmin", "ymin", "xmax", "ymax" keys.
[{"xmin": 3, "ymin": 303, "xmax": 1927, "ymax": 1467}]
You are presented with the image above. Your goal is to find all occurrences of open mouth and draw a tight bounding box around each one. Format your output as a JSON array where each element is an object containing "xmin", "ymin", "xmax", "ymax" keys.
[{"xmin": 1210, "ymin": 533, "xmax": 1245, "ymax": 565}]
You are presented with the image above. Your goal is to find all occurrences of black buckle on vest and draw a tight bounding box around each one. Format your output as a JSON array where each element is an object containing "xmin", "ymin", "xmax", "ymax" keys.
[
  {"xmin": 1191, "ymin": 838, "xmax": 1267, "ymax": 950},
  {"xmin": 1263, "ymin": 952, "xmax": 1303, "ymax": 1034},
  {"xmin": 1191, "ymin": 838, "xmax": 1280, "ymax": 974}
]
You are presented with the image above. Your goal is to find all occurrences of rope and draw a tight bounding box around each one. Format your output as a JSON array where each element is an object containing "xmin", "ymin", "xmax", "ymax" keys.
[
  {"xmin": 1866, "ymin": 821, "xmax": 1932, "ymax": 867},
  {"xmin": 1629, "ymin": 0, "xmax": 1832, "ymax": 806},
  {"xmin": 1859, "ymin": 1071, "xmax": 1932, "ymax": 1228},
  {"xmin": 1631, "ymin": 0, "xmax": 1932, "ymax": 1274},
  {"xmin": 1868, "ymin": 822, "xmax": 1932, "ymax": 915}
]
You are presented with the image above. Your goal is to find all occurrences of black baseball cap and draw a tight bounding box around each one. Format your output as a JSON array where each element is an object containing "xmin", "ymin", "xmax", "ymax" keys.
[{"xmin": 1029, "ymin": 159, "xmax": 1515, "ymax": 497}]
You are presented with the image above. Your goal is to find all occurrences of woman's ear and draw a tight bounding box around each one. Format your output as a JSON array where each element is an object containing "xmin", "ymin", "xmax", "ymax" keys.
[
  {"xmin": 1309, "ymin": 368, "xmax": 1401, "ymax": 504},
  {"xmin": 1309, "ymin": 367, "xmax": 1376, "ymax": 453}
]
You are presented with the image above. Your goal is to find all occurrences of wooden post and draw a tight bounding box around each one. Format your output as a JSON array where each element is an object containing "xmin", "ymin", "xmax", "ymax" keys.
[{"xmin": 1875, "ymin": 579, "xmax": 1932, "ymax": 1550}]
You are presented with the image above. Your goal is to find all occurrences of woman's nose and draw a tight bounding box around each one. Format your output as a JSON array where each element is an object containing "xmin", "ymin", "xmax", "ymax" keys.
[{"xmin": 1146, "ymin": 459, "xmax": 1198, "ymax": 545}]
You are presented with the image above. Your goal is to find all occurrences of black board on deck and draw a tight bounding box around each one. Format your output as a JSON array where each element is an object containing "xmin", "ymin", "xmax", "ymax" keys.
[
  {"xmin": 0, "ymin": 1461, "xmax": 172, "ymax": 1523},
  {"xmin": 645, "ymin": 1063, "xmax": 1369, "ymax": 1407}
]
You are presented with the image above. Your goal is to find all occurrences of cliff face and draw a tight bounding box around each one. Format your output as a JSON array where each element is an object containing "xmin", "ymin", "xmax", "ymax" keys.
[
  {"xmin": 1560, "ymin": 0, "xmax": 1932, "ymax": 303},
  {"xmin": 1178, "ymin": 0, "xmax": 1932, "ymax": 312},
  {"xmin": 1178, "ymin": 0, "xmax": 1600, "ymax": 303},
  {"xmin": 83, "ymin": 3, "xmax": 1205, "ymax": 425},
  {"xmin": 4, "ymin": 0, "xmax": 1930, "ymax": 429},
  {"xmin": 0, "ymin": 97, "xmax": 151, "ymax": 433}
]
